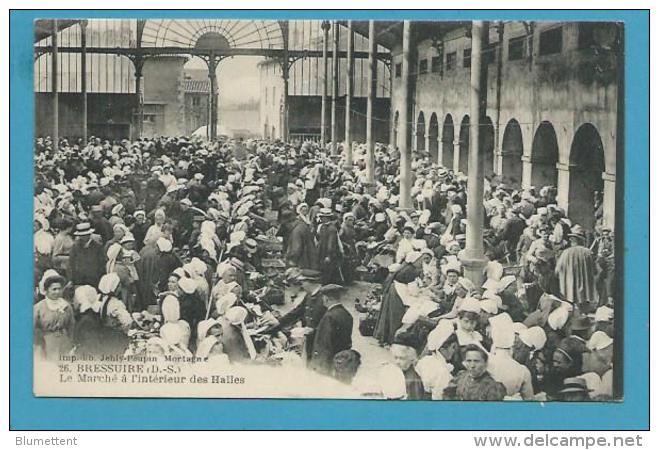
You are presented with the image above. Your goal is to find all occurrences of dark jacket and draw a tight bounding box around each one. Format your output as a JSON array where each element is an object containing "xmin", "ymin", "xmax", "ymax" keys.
[{"xmin": 309, "ymin": 304, "xmax": 353, "ymax": 375}]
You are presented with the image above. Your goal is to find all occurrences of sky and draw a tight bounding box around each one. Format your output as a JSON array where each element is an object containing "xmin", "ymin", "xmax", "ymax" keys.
[{"xmin": 186, "ymin": 55, "xmax": 263, "ymax": 106}]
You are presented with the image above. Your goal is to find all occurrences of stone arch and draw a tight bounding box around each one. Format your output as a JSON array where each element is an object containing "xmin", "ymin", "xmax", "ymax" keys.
[
  {"xmin": 501, "ymin": 119, "xmax": 524, "ymax": 188},
  {"xmin": 428, "ymin": 113, "xmax": 439, "ymax": 163},
  {"xmin": 568, "ymin": 123, "xmax": 605, "ymax": 230},
  {"xmin": 458, "ymin": 115, "xmax": 470, "ymax": 174},
  {"xmin": 416, "ymin": 111, "xmax": 426, "ymax": 151},
  {"xmin": 531, "ymin": 121, "xmax": 559, "ymax": 189},
  {"xmin": 441, "ymin": 114, "xmax": 454, "ymax": 169}
]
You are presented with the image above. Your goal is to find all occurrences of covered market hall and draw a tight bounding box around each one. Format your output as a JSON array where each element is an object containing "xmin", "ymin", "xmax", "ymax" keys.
[{"xmin": 32, "ymin": 19, "xmax": 621, "ymax": 401}]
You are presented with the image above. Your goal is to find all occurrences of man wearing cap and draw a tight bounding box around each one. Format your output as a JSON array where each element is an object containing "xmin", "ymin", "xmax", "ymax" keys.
[
  {"xmin": 68, "ymin": 223, "xmax": 105, "ymax": 287},
  {"xmin": 89, "ymin": 204, "xmax": 113, "ymax": 243},
  {"xmin": 555, "ymin": 225, "xmax": 597, "ymax": 310},
  {"xmin": 309, "ymin": 285, "xmax": 353, "ymax": 376}
]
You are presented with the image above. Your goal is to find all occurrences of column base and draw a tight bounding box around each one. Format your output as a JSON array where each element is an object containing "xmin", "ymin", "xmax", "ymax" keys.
[{"xmin": 459, "ymin": 252, "xmax": 487, "ymax": 292}]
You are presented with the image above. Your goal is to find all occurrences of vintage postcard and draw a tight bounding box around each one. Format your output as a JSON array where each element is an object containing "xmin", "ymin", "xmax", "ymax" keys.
[{"xmin": 32, "ymin": 18, "xmax": 622, "ymax": 401}]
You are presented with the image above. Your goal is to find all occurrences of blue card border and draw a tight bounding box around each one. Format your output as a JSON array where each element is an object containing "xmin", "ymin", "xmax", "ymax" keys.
[{"xmin": 9, "ymin": 9, "xmax": 649, "ymax": 431}]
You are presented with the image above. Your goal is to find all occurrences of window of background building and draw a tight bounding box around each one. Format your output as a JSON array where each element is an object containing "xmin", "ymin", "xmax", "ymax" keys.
[
  {"xmin": 419, "ymin": 58, "xmax": 428, "ymax": 74},
  {"xmin": 463, "ymin": 48, "xmax": 471, "ymax": 68},
  {"xmin": 446, "ymin": 52, "xmax": 456, "ymax": 70},
  {"xmin": 578, "ymin": 22, "xmax": 614, "ymax": 49},
  {"xmin": 431, "ymin": 55, "xmax": 442, "ymax": 73},
  {"xmin": 539, "ymin": 26, "xmax": 563, "ymax": 55},
  {"xmin": 508, "ymin": 36, "xmax": 526, "ymax": 60},
  {"xmin": 483, "ymin": 43, "xmax": 496, "ymax": 64},
  {"xmin": 395, "ymin": 63, "xmax": 402, "ymax": 78}
]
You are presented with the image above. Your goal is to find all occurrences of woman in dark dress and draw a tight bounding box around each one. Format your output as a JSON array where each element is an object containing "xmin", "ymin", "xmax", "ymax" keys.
[{"xmin": 374, "ymin": 253, "xmax": 424, "ymax": 346}]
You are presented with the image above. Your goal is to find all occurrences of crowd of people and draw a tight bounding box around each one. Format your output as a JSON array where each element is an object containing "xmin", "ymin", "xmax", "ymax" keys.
[{"xmin": 33, "ymin": 133, "xmax": 617, "ymax": 401}]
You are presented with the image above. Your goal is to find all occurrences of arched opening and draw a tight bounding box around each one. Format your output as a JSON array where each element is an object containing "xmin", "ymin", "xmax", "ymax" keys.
[
  {"xmin": 531, "ymin": 121, "xmax": 559, "ymax": 188},
  {"xmin": 482, "ymin": 116, "xmax": 495, "ymax": 179},
  {"xmin": 416, "ymin": 111, "xmax": 426, "ymax": 152},
  {"xmin": 428, "ymin": 113, "xmax": 439, "ymax": 163},
  {"xmin": 393, "ymin": 111, "xmax": 399, "ymax": 149},
  {"xmin": 501, "ymin": 119, "xmax": 524, "ymax": 188},
  {"xmin": 458, "ymin": 115, "xmax": 470, "ymax": 174},
  {"xmin": 568, "ymin": 123, "xmax": 605, "ymax": 231},
  {"xmin": 441, "ymin": 114, "xmax": 454, "ymax": 169}
]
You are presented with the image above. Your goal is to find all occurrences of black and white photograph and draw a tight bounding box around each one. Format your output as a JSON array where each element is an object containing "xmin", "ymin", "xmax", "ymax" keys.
[{"xmin": 31, "ymin": 18, "xmax": 623, "ymax": 401}]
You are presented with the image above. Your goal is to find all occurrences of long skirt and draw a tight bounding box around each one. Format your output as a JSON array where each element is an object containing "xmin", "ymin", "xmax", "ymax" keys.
[{"xmin": 373, "ymin": 276, "xmax": 406, "ymax": 345}]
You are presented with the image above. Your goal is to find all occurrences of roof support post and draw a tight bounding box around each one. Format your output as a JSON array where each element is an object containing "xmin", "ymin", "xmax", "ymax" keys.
[
  {"xmin": 366, "ymin": 20, "xmax": 377, "ymax": 186},
  {"xmin": 344, "ymin": 20, "xmax": 354, "ymax": 170},
  {"xmin": 398, "ymin": 20, "xmax": 413, "ymax": 210},
  {"xmin": 460, "ymin": 20, "xmax": 489, "ymax": 289},
  {"xmin": 51, "ymin": 19, "xmax": 59, "ymax": 151},
  {"xmin": 320, "ymin": 20, "xmax": 331, "ymax": 147},
  {"xmin": 331, "ymin": 21, "xmax": 340, "ymax": 154}
]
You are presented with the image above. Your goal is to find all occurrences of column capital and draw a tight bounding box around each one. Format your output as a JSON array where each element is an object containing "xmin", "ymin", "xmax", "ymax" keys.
[
  {"xmin": 602, "ymin": 172, "xmax": 616, "ymax": 182},
  {"xmin": 521, "ymin": 154, "xmax": 532, "ymax": 163},
  {"xmin": 556, "ymin": 162, "xmax": 572, "ymax": 172}
]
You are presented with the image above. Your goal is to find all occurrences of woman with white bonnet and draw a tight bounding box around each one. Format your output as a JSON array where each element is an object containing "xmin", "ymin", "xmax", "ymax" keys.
[
  {"xmin": 374, "ymin": 251, "xmax": 425, "ymax": 346},
  {"xmin": 176, "ymin": 276, "xmax": 205, "ymax": 350},
  {"xmin": 143, "ymin": 208, "xmax": 166, "ymax": 245},
  {"xmin": 416, "ymin": 319, "xmax": 459, "ymax": 399},
  {"xmin": 34, "ymin": 273, "xmax": 75, "ymax": 360},
  {"xmin": 220, "ymin": 306, "xmax": 257, "ymax": 363},
  {"xmin": 210, "ymin": 262, "xmax": 242, "ymax": 317},
  {"xmin": 72, "ymin": 285, "xmax": 104, "ymax": 356},
  {"xmin": 159, "ymin": 294, "xmax": 192, "ymax": 352},
  {"xmin": 97, "ymin": 273, "xmax": 133, "ymax": 352}
]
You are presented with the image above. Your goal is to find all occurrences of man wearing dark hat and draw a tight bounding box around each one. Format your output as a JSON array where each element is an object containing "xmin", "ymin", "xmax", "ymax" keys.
[
  {"xmin": 555, "ymin": 224, "xmax": 597, "ymax": 310},
  {"xmin": 68, "ymin": 223, "xmax": 105, "ymax": 287},
  {"xmin": 89, "ymin": 204, "xmax": 113, "ymax": 243},
  {"xmin": 556, "ymin": 377, "xmax": 591, "ymax": 402},
  {"xmin": 559, "ymin": 316, "xmax": 593, "ymax": 355},
  {"xmin": 309, "ymin": 284, "xmax": 353, "ymax": 376}
]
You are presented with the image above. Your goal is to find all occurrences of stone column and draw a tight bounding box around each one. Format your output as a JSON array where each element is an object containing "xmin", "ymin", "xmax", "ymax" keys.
[
  {"xmin": 453, "ymin": 139, "xmax": 460, "ymax": 173},
  {"xmin": 602, "ymin": 171, "xmax": 616, "ymax": 231},
  {"xmin": 366, "ymin": 20, "xmax": 377, "ymax": 185},
  {"xmin": 521, "ymin": 154, "xmax": 533, "ymax": 188},
  {"xmin": 399, "ymin": 21, "xmax": 413, "ymax": 210},
  {"xmin": 460, "ymin": 21, "xmax": 489, "ymax": 289},
  {"xmin": 52, "ymin": 19, "xmax": 59, "ymax": 151},
  {"xmin": 344, "ymin": 20, "xmax": 354, "ymax": 169},
  {"xmin": 555, "ymin": 162, "xmax": 571, "ymax": 212},
  {"xmin": 320, "ymin": 21, "xmax": 330, "ymax": 146}
]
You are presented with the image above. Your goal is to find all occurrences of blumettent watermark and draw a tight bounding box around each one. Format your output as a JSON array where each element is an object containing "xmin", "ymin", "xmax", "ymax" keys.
[{"xmin": 15, "ymin": 436, "xmax": 79, "ymax": 446}]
